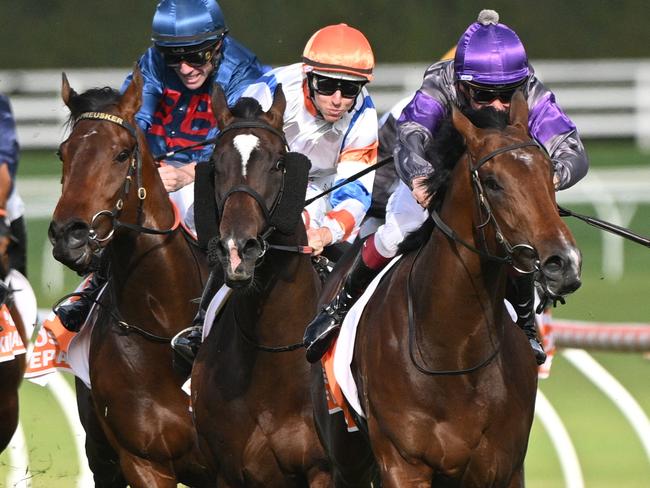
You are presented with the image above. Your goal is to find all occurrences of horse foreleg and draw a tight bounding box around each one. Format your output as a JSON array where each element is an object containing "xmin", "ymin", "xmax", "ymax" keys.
[
  {"xmin": 372, "ymin": 436, "xmax": 433, "ymax": 488},
  {"xmin": 118, "ymin": 452, "xmax": 178, "ymax": 488},
  {"xmin": 75, "ymin": 378, "xmax": 127, "ymax": 487},
  {"xmin": 507, "ymin": 466, "xmax": 525, "ymax": 488}
]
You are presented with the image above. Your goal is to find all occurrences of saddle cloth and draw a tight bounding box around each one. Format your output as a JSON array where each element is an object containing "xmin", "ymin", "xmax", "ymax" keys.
[
  {"xmin": 328, "ymin": 257, "xmax": 525, "ymax": 419},
  {"xmin": 1, "ymin": 270, "xmax": 36, "ymax": 364}
]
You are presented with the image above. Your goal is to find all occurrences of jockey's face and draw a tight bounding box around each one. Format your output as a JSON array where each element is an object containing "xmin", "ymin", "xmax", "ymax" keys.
[
  {"xmin": 460, "ymin": 82, "xmax": 519, "ymax": 113},
  {"xmin": 174, "ymin": 60, "xmax": 215, "ymax": 90},
  {"xmin": 312, "ymin": 89, "xmax": 355, "ymax": 123}
]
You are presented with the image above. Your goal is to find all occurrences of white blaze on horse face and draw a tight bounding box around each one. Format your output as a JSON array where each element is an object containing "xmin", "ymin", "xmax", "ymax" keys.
[
  {"xmin": 233, "ymin": 134, "xmax": 260, "ymax": 178},
  {"xmin": 227, "ymin": 238, "xmax": 242, "ymax": 273}
]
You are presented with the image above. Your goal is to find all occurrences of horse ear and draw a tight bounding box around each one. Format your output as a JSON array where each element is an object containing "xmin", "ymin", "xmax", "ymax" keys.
[
  {"xmin": 118, "ymin": 64, "xmax": 143, "ymax": 120},
  {"xmin": 452, "ymin": 106, "xmax": 479, "ymax": 147},
  {"xmin": 262, "ymin": 84, "xmax": 286, "ymax": 130},
  {"xmin": 211, "ymin": 84, "xmax": 233, "ymax": 130},
  {"xmin": 508, "ymin": 89, "xmax": 528, "ymax": 132},
  {"xmin": 61, "ymin": 72, "xmax": 77, "ymax": 108}
]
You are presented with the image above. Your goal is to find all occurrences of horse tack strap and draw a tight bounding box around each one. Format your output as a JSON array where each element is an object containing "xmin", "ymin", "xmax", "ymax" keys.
[
  {"xmin": 430, "ymin": 211, "xmax": 510, "ymax": 265},
  {"xmin": 76, "ymin": 112, "xmax": 138, "ymax": 140},
  {"xmin": 471, "ymin": 141, "xmax": 541, "ymax": 170}
]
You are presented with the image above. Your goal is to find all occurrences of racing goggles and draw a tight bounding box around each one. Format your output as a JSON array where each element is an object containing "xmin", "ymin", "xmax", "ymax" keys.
[
  {"xmin": 465, "ymin": 81, "xmax": 525, "ymax": 105},
  {"xmin": 163, "ymin": 43, "xmax": 219, "ymax": 68},
  {"xmin": 312, "ymin": 75, "xmax": 365, "ymax": 98}
]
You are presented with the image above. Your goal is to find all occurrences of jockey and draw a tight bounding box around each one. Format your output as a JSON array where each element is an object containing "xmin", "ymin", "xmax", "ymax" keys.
[
  {"xmin": 245, "ymin": 23, "xmax": 378, "ymax": 255},
  {"xmin": 0, "ymin": 94, "xmax": 27, "ymax": 278},
  {"xmin": 304, "ymin": 9, "xmax": 589, "ymax": 365},
  {"xmin": 171, "ymin": 23, "xmax": 379, "ymax": 366},
  {"xmin": 54, "ymin": 0, "xmax": 268, "ymax": 333}
]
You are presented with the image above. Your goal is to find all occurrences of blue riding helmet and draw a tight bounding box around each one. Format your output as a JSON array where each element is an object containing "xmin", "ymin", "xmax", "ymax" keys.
[{"xmin": 152, "ymin": 0, "xmax": 227, "ymax": 49}]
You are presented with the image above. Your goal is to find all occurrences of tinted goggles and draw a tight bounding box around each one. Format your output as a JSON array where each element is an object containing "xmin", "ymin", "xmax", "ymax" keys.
[
  {"xmin": 312, "ymin": 75, "xmax": 365, "ymax": 98},
  {"xmin": 466, "ymin": 83, "xmax": 523, "ymax": 105},
  {"xmin": 163, "ymin": 46, "xmax": 217, "ymax": 68}
]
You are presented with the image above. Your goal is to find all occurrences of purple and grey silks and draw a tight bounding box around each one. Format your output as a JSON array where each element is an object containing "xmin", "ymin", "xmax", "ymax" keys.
[{"xmin": 394, "ymin": 60, "xmax": 589, "ymax": 191}]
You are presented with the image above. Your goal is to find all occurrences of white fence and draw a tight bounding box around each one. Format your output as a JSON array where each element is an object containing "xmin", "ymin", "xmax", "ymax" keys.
[{"xmin": 2, "ymin": 59, "xmax": 650, "ymax": 149}]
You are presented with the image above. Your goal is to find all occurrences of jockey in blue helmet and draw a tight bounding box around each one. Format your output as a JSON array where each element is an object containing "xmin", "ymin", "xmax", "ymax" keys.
[
  {"xmin": 55, "ymin": 0, "xmax": 269, "ymax": 337},
  {"xmin": 304, "ymin": 10, "xmax": 589, "ymax": 366}
]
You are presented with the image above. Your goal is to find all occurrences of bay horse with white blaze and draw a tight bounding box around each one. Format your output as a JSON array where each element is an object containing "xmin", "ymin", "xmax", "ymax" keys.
[
  {"xmin": 313, "ymin": 91, "xmax": 582, "ymax": 487},
  {"xmin": 190, "ymin": 85, "xmax": 332, "ymax": 486},
  {"xmin": 48, "ymin": 69, "xmax": 211, "ymax": 487}
]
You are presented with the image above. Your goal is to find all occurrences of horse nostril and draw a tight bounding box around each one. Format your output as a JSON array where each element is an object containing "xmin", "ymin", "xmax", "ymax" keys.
[
  {"xmin": 67, "ymin": 222, "xmax": 91, "ymax": 249},
  {"xmin": 242, "ymin": 238, "xmax": 261, "ymax": 258},
  {"xmin": 544, "ymin": 255, "xmax": 563, "ymax": 271}
]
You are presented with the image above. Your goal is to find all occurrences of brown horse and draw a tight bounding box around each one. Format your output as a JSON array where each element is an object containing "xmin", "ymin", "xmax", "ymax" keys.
[
  {"xmin": 313, "ymin": 92, "xmax": 582, "ymax": 487},
  {"xmin": 190, "ymin": 86, "xmax": 331, "ymax": 486},
  {"xmin": 48, "ymin": 69, "xmax": 212, "ymax": 487},
  {"xmin": 0, "ymin": 218, "xmax": 27, "ymax": 453}
]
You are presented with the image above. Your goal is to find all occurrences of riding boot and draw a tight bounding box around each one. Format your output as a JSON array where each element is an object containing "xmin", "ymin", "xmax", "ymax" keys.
[
  {"xmin": 510, "ymin": 273, "xmax": 547, "ymax": 365},
  {"xmin": 171, "ymin": 268, "xmax": 221, "ymax": 373},
  {"xmin": 54, "ymin": 273, "xmax": 106, "ymax": 332},
  {"xmin": 304, "ymin": 253, "xmax": 381, "ymax": 363}
]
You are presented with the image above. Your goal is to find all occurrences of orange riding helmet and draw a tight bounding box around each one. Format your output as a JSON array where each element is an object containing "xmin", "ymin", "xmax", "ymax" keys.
[{"xmin": 302, "ymin": 23, "xmax": 374, "ymax": 82}]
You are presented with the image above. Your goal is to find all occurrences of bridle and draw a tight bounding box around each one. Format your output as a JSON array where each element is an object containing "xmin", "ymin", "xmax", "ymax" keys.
[
  {"xmin": 430, "ymin": 140, "xmax": 544, "ymax": 275},
  {"xmin": 408, "ymin": 140, "xmax": 546, "ymax": 376},
  {"xmin": 214, "ymin": 120, "xmax": 312, "ymax": 257},
  {"xmin": 68, "ymin": 111, "xmax": 180, "ymax": 250}
]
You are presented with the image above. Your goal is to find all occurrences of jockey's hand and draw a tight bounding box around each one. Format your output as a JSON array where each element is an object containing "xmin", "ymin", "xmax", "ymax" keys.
[
  {"xmin": 553, "ymin": 172, "xmax": 560, "ymax": 190},
  {"xmin": 158, "ymin": 163, "xmax": 196, "ymax": 192},
  {"xmin": 307, "ymin": 227, "xmax": 333, "ymax": 256},
  {"xmin": 411, "ymin": 176, "xmax": 433, "ymax": 208}
]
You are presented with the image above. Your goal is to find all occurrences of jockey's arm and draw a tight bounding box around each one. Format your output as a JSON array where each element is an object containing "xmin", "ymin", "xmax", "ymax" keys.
[
  {"xmin": 526, "ymin": 74, "xmax": 589, "ymax": 191},
  {"xmin": 0, "ymin": 163, "xmax": 10, "ymax": 209}
]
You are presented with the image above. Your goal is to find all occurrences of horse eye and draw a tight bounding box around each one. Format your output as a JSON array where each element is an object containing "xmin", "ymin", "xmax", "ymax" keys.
[
  {"xmin": 483, "ymin": 176, "xmax": 502, "ymax": 192},
  {"xmin": 274, "ymin": 159, "xmax": 285, "ymax": 172},
  {"xmin": 55, "ymin": 149, "xmax": 63, "ymax": 162},
  {"xmin": 115, "ymin": 150, "xmax": 131, "ymax": 163}
]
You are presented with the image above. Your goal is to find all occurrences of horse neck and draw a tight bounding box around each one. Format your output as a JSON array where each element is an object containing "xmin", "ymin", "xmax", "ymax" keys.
[
  {"xmin": 108, "ymin": 153, "xmax": 193, "ymax": 293},
  {"xmin": 413, "ymin": 159, "xmax": 507, "ymax": 352},
  {"xmin": 232, "ymin": 230, "xmax": 318, "ymax": 342}
]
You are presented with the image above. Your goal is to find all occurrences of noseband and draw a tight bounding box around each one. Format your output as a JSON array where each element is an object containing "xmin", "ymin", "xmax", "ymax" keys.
[
  {"xmin": 431, "ymin": 140, "xmax": 544, "ymax": 274},
  {"xmin": 69, "ymin": 112, "xmax": 179, "ymax": 248}
]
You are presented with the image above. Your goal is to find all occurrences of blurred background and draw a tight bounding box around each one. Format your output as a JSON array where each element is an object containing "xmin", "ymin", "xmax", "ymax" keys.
[{"xmin": 1, "ymin": 1, "xmax": 650, "ymax": 487}]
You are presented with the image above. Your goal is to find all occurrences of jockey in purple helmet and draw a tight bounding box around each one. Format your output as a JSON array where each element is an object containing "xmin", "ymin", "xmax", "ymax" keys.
[
  {"xmin": 54, "ymin": 0, "xmax": 269, "ymax": 338},
  {"xmin": 304, "ymin": 10, "xmax": 589, "ymax": 365}
]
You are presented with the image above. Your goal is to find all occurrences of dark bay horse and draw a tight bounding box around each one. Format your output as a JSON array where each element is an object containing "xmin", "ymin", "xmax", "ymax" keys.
[
  {"xmin": 190, "ymin": 86, "xmax": 331, "ymax": 486},
  {"xmin": 48, "ymin": 69, "xmax": 211, "ymax": 487},
  {"xmin": 0, "ymin": 223, "xmax": 27, "ymax": 453},
  {"xmin": 314, "ymin": 92, "xmax": 582, "ymax": 487}
]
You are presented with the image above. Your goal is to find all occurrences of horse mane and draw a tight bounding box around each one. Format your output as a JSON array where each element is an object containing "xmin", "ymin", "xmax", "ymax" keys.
[
  {"xmin": 65, "ymin": 86, "xmax": 121, "ymax": 127},
  {"xmin": 398, "ymin": 107, "xmax": 509, "ymax": 253},
  {"xmin": 230, "ymin": 96, "xmax": 264, "ymax": 120}
]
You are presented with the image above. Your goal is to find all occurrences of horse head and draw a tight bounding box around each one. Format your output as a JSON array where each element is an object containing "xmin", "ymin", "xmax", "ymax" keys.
[
  {"xmin": 48, "ymin": 68, "xmax": 150, "ymax": 274},
  {"xmin": 450, "ymin": 90, "xmax": 582, "ymax": 299},
  {"xmin": 208, "ymin": 84, "xmax": 306, "ymax": 287}
]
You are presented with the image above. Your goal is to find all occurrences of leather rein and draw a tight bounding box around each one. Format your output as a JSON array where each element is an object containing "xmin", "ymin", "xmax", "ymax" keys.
[{"xmin": 407, "ymin": 140, "xmax": 544, "ymax": 376}]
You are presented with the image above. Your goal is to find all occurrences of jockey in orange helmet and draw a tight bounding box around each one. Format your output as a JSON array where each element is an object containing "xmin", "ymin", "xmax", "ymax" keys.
[{"xmin": 245, "ymin": 23, "xmax": 378, "ymax": 255}]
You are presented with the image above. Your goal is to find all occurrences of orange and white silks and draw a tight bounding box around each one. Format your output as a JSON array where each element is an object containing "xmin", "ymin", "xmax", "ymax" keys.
[{"xmin": 0, "ymin": 304, "xmax": 26, "ymax": 363}]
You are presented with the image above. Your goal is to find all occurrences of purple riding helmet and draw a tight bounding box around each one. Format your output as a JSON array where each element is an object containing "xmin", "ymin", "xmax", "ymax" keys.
[{"xmin": 454, "ymin": 9, "xmax": 529, "ymax": 88}]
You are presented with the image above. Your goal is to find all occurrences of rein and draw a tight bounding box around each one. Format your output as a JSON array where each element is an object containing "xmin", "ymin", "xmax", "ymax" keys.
[{"xmin": 407, "ymin": 140, "xmax": 542, "ymax": 376}]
